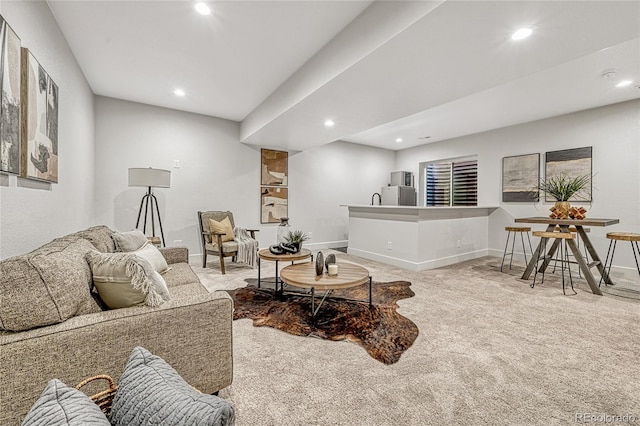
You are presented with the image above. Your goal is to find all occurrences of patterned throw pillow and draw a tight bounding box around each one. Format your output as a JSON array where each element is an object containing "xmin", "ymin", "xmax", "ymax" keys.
[
  {"xmin": 209, "ymin": 217, "xmax": 235, "ymax": 243},
  {"xmin": 110, "ymin": 347, "xmax": 235, "ymax": 426},
  {"xmin": 22, "ymin": 379, "xmax": 110, "ymax": 426},
  {"xmin": 86, "ymin": 251, "xmax": 170, "ymax": 309}
]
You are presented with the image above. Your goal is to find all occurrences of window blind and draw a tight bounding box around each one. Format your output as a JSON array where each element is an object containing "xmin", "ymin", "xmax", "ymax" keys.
[{"xmin": 425, "ymin": 159, "xmax": 477, "ymax": 206}]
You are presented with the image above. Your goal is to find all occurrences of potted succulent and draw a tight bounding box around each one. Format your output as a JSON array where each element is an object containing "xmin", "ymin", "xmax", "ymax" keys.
[
  {"xmin": 538, "ymin": 173, "xmax": 591, "ymax": 218},
  {"xmin": 284, "ymin": 230, "xmax": 310, "ymax": 253}
]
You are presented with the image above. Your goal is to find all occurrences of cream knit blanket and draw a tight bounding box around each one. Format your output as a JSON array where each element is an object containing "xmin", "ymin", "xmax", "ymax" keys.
[{"xmin": 234, "ymin": 227, "xmax": 258, "ymax": 268}]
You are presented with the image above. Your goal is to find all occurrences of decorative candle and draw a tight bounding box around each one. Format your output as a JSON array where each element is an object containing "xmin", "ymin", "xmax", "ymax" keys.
[{"xmin": 328, "ymin": 264, "xmax": 338, "ymax": 276}]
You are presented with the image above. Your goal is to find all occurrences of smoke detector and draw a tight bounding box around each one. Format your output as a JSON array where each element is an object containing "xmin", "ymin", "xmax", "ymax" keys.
[{"xmin": 601, "ymin": 69, "xmax": 617, "ymax": 79}]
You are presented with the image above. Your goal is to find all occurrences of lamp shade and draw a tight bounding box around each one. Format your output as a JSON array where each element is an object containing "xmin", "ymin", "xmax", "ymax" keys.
[{"xmin": 128, "ymin": 168, "xmax": 171, "ymax": 188}]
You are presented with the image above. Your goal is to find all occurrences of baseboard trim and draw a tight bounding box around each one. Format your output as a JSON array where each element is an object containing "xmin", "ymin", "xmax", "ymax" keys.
[
  {"xmin": 189, "ymin": 240, "xmax": 349, "ymax": 264},
  {"xmin": 347, "ymin": 248, "xmax": 489, "ymax": 272}
]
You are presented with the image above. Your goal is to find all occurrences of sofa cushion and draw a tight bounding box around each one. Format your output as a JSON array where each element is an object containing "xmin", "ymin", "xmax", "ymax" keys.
[
  {"xmin": 21, "ymin": 379, "xmax": 110, "ymax": 426},
  {"xmin": 68, "ymin": 226, "xmax": 116, "ymax": 253},
  {"xmin": 0, "ymin": 239, "xmax": 102, "ymax": 332},
  {"xmin": 161, "ymin": 263, "xmax": 203, "ymax": 290},
  {"xmin": 110, "ymin": 347, "xmax": 235, "ymax": 426},
  {"xmin": 86, "ymin": 251, "xmax": 170, "ymax": 309},
  {"xmin": 111, "ymin": 229, "xmax": 148, "ymax": 252}
]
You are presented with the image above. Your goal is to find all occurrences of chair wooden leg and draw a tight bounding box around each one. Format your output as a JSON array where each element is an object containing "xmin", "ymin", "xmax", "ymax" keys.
[
  {"xmin": 202, "ymin": 252, "xmax": 207, "ymax": 268},
  {"xmin": 220, "ymin": 255, "xmax": 226, "ymax": 275}
]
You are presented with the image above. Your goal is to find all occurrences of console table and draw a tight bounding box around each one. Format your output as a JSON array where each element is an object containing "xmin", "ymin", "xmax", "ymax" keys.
[{"xmin": 515, "ymin": 217, "xmax": 620, "ymax": 295}]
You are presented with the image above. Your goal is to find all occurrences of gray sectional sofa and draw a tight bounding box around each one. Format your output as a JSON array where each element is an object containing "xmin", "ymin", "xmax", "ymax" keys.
[{"xmin": 0, "ymin": 226, "xmax": 233, "ymax": 425}]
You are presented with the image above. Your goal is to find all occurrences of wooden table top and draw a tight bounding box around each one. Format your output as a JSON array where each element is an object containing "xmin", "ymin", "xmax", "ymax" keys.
[
  {"xmin": 515, "ymin": 217, "xmax": 619, "ymax": 227},
  {"xmin": 280, "ymin": 262, "xmax": 370, "ymax": 291},
  {"xmin": 258, "ymin": 248, "xmax": 312, "ymax": 262}
]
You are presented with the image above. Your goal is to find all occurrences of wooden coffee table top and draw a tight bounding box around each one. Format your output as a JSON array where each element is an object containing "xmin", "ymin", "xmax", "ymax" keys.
[
  {"xmin": 258, "ymin": 248, "xmax": 312, "ymax": 262},
  {"xmin": 280, "ymin": 262, "xmax": 370, "ymax": 291}
]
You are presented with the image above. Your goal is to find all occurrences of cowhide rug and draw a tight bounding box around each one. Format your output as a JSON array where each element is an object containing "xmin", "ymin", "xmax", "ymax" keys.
[{"xmin": 226, "ymin": 278, "xmax": 419, "ymax": 364}]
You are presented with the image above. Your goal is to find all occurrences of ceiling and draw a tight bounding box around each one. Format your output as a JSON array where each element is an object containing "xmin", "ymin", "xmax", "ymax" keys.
[{"xmin": 48, "ymin": 1, "xmax": 640, "ymax": 152}]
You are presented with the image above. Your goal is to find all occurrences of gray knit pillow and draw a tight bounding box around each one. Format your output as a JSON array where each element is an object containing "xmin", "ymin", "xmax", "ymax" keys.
[
  {"xmin": 110, "ymin": 347, "xmax": 235, "ymax": 426},
  {"xmin": 22, "ymin": 379, "xmax": 110, "ymax": 425}
]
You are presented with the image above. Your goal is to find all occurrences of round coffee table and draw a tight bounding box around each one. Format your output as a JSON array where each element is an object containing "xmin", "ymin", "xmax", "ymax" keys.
[
  {"xmin": 280, "ymin": 262, "xmax": 372, "ymax": 321},
  {"xmin": 257, "ymin": 248, "xmax": 312, "ymax": 292}
]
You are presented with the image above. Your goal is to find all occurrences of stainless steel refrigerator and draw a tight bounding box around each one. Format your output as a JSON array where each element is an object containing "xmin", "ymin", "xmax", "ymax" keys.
[{"xmin": 381, "ymin": 186, "xmax": 416, "ymax": 206}]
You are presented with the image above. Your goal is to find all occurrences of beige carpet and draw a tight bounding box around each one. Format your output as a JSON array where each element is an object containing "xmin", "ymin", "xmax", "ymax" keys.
[{"xmin": 193, "ymin": 253, "xmax": 640, "ymax": 426}]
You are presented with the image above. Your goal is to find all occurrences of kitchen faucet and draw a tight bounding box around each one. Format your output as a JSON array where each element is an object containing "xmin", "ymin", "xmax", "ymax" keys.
[{"xmin": 371, "ymin": 192, "xmax": 381, "ymax": 206}]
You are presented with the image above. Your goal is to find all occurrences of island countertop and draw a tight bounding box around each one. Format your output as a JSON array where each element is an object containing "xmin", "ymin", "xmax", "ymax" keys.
[{"xmin": 342, "ymin": 205, "xmax": 499, "ymax": 221}]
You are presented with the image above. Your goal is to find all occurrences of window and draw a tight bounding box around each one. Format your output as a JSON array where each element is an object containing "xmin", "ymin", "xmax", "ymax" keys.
[{"xmin": 423, "ymin": 158, "xmax": 477, "ymax": 206}]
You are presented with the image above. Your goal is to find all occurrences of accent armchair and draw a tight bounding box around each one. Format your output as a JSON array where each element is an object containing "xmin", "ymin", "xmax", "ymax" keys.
[{"xmin": 198, "ymin": 211, "xmax": 258, "ymax": 274}]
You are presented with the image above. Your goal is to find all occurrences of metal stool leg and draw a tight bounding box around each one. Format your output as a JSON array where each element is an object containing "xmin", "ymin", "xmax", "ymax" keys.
[
  {"xmin": 562, "ymin": 240, "xmax": 576, "ymax": 295},
  {"xmin": 631, "ymin": 241, "xmax": 640, "ymax": 278},
  {"xmin": 509, "ymin": 231, "xmax": 517, "ymax": 269},
  {"xmin": 532, "ymin": 238, "xmax": 547, "ymax": 288},
  {"xmin": 599, "ymin": 240, "xmax": 616, "ymax": 287},
  {"xmin": 520, "ymin": 232, "xmax": 529, "ymax": 266},
  {"xmin": 500, "ymin": 231, "xmax": 512, "ymax": 272}
]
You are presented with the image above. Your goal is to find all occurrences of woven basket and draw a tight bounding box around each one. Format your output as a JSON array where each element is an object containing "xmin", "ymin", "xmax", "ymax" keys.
[{"xmin": 75, "ymin": 375, "xmax": 117, "ymax": 415}]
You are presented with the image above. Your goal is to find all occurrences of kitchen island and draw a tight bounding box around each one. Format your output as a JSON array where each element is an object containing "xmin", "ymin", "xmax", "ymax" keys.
[{"xmin": 343, "ymin": 205, "xmax": 499, "ymax": 271}]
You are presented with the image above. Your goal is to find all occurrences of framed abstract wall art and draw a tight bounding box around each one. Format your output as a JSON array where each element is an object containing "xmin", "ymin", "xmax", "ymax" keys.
[
  {"xmin": 21, "ymin": 48, "xmax": 58, "ymax": 183},
  {"xmin": 0, "ymin": 15, "xmax": 21, "ymax": 175},
  {"xmin": 261, "ymin": 148, "xmax": 288, "ymax": 186},
  {"xmin": 502, "ymin": 153, "xmax": 539, "ymax": 202},
  {"xmin": 544, "ymin": 147, "xmax": 592, "ymax": 202},
  {"xmin": 261, "ymin": 186, "xmax": 288, "ymax": 224}
]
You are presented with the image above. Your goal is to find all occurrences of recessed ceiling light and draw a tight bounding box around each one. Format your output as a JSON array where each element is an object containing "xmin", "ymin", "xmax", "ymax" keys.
[
  {"xmin": 615, "ymin": 80, "xmax": 633, "ymax": 88},
  {"xmin": 194, "ymin": 2, "xmax": 211, "ymax": 15},
  {"xmin": 173, "ymin": 89, "xmax": 185, "ymax": 97},
  {"xmin": 511, "ymin": 27, "xmax": 533, "ymax": 41},
  {"xmin": 324, "ymin": 119, "xmax": 335, "ymax": 127},
  {"xmin": 395, "ymin": 138, "xmax": 403, "ymax": 143}
]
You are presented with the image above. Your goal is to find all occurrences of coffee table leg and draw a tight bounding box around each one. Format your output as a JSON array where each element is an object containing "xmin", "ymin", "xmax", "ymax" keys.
[
  {"xmin": 275, "ymin": 260, "xmax": 280, "ymax": 295},
  {"xmin": 257, "ymin": 257, "xmax": 261, "ymax": 288},
  {"xmin": 311, "ymin": 287, "xmax": 315, "ymax": 324},
  {"xmin": 369, "ymin": 276, "xmax": 372, "ymax": 307}
]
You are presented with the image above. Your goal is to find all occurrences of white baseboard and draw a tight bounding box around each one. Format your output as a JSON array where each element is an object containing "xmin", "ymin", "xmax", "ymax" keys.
[
  {"xmin": 189, "ymin": 240, "xmax": 348, "ymax": 264},
  {"xmin": 347, "ymin": 247, "xmax": 489, "ymax": 272}
]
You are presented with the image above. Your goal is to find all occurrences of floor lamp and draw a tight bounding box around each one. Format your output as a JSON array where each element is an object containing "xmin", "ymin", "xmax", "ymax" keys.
[{"xmin": 129, "ymin": 167, "xmax": 171, "ymax": 247}]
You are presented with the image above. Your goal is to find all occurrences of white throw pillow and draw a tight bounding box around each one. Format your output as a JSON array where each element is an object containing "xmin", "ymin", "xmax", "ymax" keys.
[
  {"xmin": 111, "ymin": 229, "xmax": 148, "ymax": 252},
  {"xmin": 86, "ymin": 251, "xmax": 170, "ymax": 309},
  {"xmin": 134, "ymin": 241, "xmax": 169, "ymax": 274}
]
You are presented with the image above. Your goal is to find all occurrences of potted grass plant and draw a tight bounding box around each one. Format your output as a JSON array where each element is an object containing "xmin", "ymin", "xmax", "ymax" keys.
[
  {"xmin": 538, "ymin": 173, "xmax": 591, "ymax": 218},
  {"xmin": 284, "ymin": 230, "xmax": 310, "ymax": 253}
]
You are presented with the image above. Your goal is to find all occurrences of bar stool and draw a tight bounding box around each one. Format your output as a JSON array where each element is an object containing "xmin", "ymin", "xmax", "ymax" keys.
[
  {"xmin": 500, "ymin": 226, "xmax": 533, "ymax": 272},
  {"xmin": 552, "ymin": 226, "xmax": 590, "ymax": 277},
  {"xmin": 531, "ymin": 231, "xmax": 576, "ymax": 295},
  {"xmin": 599, "ymin": 232, "xmax": 640, "ymax": 286}
]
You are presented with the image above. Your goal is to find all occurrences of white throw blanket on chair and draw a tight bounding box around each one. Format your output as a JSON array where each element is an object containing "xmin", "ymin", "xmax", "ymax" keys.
[{"xmin": 234, "ymin": 227, "xmax": 258, "ymax": 268}]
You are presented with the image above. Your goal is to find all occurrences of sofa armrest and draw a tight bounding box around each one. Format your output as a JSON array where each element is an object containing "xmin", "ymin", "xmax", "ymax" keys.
[
  {"xmin": 0, "ymin": 291, "xmax": 233, "ymax": 425},
  {"xmin": 159, "ymin": 246, "xmax": 189, "ymax": 264}
]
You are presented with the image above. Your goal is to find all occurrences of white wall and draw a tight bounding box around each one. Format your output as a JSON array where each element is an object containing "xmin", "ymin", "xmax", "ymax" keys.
[
  {"xmin": 289, "ymin": 140, "xmax": 396, "ymax": 248},
  {"xmin": 0, "ymin": 1, "xmax": 95, "ymax": 259},
  {"xmin": 396, "ymin": 100, "xmax": 640, "ymax": 274},
  {"xmin": 94, "ymin": 96, "xmax": 395, "ymax": 260}
]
